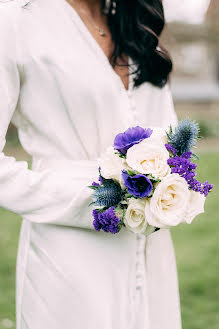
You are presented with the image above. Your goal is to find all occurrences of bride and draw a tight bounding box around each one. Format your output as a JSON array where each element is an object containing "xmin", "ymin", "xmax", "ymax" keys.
[{"xmin": 0, "ymin": 0, "xmax": 182, "ymax": 328}]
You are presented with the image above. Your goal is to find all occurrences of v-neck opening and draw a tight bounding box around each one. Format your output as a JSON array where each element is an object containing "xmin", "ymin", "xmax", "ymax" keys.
[{"xmin": 61, "ymin": 0, "xmax": 134, "ymax": 93}]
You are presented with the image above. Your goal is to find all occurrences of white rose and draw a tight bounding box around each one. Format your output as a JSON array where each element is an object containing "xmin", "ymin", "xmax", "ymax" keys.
[
  {"xmin": 124, "ymin": 198, "xmax": 155, "ymax": 235},
  {"xmin": 126, "ymin": 139, "xmax": 171, "ymax": 178},
  {"xmin": 149, "ymin": 127, "xmax": 168, "ymax": 145},
  {"xmin": 145, "ymin": 174, "xmax": 190, "ymax": 228},
  {"xmin": 98, "ymin": 146, "xmax": 127, "ymax": 186},
  {"xmin": 183, "ymin": 190, "xmax": 205, "ymax": 224}
]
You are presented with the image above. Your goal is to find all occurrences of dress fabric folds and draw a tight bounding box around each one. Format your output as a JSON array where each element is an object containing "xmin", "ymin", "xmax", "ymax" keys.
[{"xmin": 0, "ymin": 0, "xmax": 182, "ymax": 328}]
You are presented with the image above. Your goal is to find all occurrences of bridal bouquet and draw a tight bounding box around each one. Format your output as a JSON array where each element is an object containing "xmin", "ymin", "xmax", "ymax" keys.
[{"xmin": 89, "ymin": 119, "xmax": 213, "ymax": 235}]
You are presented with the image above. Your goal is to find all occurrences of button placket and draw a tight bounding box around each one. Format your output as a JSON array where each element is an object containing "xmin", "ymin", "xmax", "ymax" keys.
[
  {"xmin": 127, "ymin": 88, "xmax": 138, "ymax": 126},
  {"xmin": 135, "ymin": 233, "xmax": 146, "ymax": 291},
  {"xmin": 133, "ymin": 233, "xmax": 151, "ymax": 329}
]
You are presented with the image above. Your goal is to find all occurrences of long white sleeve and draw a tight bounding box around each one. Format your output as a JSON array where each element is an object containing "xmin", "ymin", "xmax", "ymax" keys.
[{"xmin": 0, "ymin": 7, "xmax": 97, "ymax": 228}]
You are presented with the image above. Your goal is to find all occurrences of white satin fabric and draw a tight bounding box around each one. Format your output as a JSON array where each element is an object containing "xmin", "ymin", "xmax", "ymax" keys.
[{"xmin": 0, "ymin": 0, "xmax": 181, "ymax": 328}]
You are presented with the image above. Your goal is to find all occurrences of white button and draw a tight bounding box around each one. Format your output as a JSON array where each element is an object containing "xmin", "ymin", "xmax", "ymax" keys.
[
  {"xmin": 136, "ymin": 263, "xmax": 144, "ymax": 271},
  {"xmin": 136, "ymin": 267, "xmax": 144, "ymax": 275},
  {"xmin": 136, "ymin": 277, "xmax": 143, "ymax": 287}
]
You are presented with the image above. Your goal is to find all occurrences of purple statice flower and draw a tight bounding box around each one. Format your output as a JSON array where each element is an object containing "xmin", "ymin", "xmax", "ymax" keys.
[
  {"xmin": 114, "ymin": 126, "xmax": 153, "ymax": 155},
  {"xmin": 92, "ymin": 181, "xmax": 99, "ymax": 187},
  {"xmin": 167, "ymin": 154, "xmax": 197, "ymax": 175},
  {"xmin": 188, "ymin": 179, "xmax": 202, "ymax": 193},
  {"xmin": 92, "ymin": 207, "xmax": 122, "ymax": 234},
  {"xmin": 98, "ymin": 175, "xmax": 103, "ymax": 185},
  {"xmin": 97, "ymin": 166, "xmax": 103, "ymax": 185},
  {"xmin": 167, "ymin": 153, "xmax": 213, "ymax": 196},
  {"xmin": 165, "ymin": 143, "xmax": 177, "ymax": 156},
  {"xmin": 122, "ymin": 170, "xmax": 153, "ymax": 198},
  {"xmin": 202, "ymin": 181, "xmax": 214, "ymax": 197},
  {"xmin": 181, "ymin": 151, "xmax": 192, "ymax": 159},
  {"xmin": 92, "ymin": 209, "xmax": 102, "ymax": 231}
]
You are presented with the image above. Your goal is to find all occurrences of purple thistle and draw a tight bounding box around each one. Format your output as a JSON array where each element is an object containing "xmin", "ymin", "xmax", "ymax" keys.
[
  {"xmin": 167, "ymin": 119, "xmax": 199, "ymax": 155},
  {"xmin": 93, "ymin": 181, "xmax": 122, "ymax": 207},
  {"xmin": 92, "ymin": 207, "xmax": 122, "ymax": 234}
]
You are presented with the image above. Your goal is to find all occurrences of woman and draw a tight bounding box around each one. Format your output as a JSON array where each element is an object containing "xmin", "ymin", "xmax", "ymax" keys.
[{"xmin": 0, "ymin": 0, "xmax": 182, "ymax": 328}]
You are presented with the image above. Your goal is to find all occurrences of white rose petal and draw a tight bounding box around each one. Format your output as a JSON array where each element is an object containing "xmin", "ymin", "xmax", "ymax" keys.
[
  {"xmin": 98, "ymin": 146, "xmax": 125, "ymax": 184},
  {"xmin": 126, "ymin": 140, "xmax": 171, "ymax": 178},
  {"xmin": 184, "ymin": 190, "xmax": 205, "ymax": 224},
  {"xmin": 149, "ymin": 127, "xmax": 168, "ymax": 144},
  {"xmin": 125, "ymin": 198, "xmax": 155, "ymax": 235},
  {"xmin": 98, "ymin": 147, "xmax": 132, "ymax": 189},
  {"xmin": 145, "ymin": 174, "xmax": 190, "ymax": 228}
]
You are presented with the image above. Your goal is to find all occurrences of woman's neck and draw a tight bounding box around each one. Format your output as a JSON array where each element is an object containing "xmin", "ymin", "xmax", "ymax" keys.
[{"xmin": 66, "ymin": 0, "xmax": 102, "ymax": 18}]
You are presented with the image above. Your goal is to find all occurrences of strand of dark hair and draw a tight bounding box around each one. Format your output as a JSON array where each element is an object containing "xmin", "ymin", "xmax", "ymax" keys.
[{"xmin": 102, "ymin": 0, "xmax": 173, "ymax": 88}]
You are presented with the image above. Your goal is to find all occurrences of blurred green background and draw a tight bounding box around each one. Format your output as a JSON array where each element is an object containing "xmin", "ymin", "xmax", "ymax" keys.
[{"xmin": 0, "ymin": 0, "xmax": 219, "ymax": 328}]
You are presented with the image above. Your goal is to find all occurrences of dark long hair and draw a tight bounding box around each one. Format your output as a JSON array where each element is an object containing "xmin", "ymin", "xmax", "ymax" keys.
[{"xmin": 102, "ymin": 0, "xmax": 173, "ymax": 88}]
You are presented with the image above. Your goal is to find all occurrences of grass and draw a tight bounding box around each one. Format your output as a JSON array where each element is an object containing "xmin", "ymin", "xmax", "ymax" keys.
[
  {"xmin": 171, "ymin": 151, "xmax": 219, "ymax": 329},
  {"xmin": 0, "ymin": 212, "xmax": 21, "ymax": 329},
  {"xmin": 0, "ymin": 152, "xmax": 218, "ymax": 329}
]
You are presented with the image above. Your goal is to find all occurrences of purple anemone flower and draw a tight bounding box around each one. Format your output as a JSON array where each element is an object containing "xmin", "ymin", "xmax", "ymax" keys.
[
  {"xmin": 114, "ymin": 126, "xmax": 153, "ymax": 155},
  {"xmin": 122, "ymin": 170, "xmax": 153, "ymax": 198}
]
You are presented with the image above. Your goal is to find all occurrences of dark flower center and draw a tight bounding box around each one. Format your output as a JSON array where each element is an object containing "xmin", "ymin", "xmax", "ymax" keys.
[{"xmin": 134, "ymin": 177, "xmax": 148, "ymax": 192}]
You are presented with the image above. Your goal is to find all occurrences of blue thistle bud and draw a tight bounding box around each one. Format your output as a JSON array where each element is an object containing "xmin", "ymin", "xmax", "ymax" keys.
[
  {"xmin": 93, "ymin": 181, "xmax": 122, "ymax": 207},
  {"xmin": 168, "ymin": 119, "xmax": 200, "ymax": 155}
]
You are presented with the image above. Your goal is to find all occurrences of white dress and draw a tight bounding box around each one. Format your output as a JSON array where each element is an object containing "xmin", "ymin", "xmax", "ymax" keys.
[{"xmin": 0, "ymin": 0, "xmax": 182, "ymax": 328}]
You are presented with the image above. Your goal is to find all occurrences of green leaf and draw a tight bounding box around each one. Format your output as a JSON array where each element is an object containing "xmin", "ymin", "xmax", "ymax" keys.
[
  {"xmin": 100, "ymin": 176, "xmax": 114, "ymax": 186},
  {"xmin": 127, "ymin": 169, "xmax": 142, "ymax": 177},
  {"xmin": 114, "ymin": 151, "xmax": 126, "ymax": 159},
  {"xmin": 169, "ymin": 124, "xmax": 173, "ymax": 134},
  {"xmin": 147, "ymin": 191, "xmax": 154, "ymax": 198},
  {"xmin": 146, "ymin": 173, "xmax": 161, "ymax": 183},
  {"xmin": 151, "ymin": 179, "xmax": 161, "ymax": 183},
  {"xmin": 127, "ymin": 169, "xmax": 136, "ymax": 176},
  {"xmin": 88, "ymin": 185, "xmax": 99, "ymax": 190},
  {"xmin": 88, "ymin": 201, "xmax": 96, "ymax": 207},
  {"xmin": 192, "ymin": 153, "xmax": 200, "ymax": 160}
]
